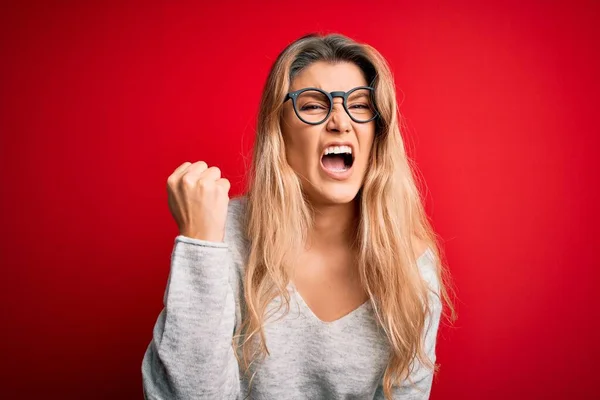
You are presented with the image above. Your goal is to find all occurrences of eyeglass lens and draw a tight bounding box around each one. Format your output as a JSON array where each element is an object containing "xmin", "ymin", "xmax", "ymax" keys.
[{"xmin": 295, "ymin": 89, "xmax": 376, "ymax": 124}]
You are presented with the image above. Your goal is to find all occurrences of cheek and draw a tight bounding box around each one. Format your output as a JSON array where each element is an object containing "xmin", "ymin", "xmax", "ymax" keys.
[
  {"xmin": 284, "ymin": 130, "xmax": 319, "ymax": 170},
  {"xmin": 357, "ymin": 130, "xmax": 375, "ymax": 165}
]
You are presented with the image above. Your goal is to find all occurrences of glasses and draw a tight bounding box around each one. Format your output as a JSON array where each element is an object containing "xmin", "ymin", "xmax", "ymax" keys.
[{"xmin": 283, "ymin": 86, "xmax": 379, "ymax": 125}]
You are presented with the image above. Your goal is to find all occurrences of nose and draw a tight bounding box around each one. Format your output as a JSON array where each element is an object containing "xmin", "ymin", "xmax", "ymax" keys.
[{"xmin": 326, "ymin": 99, "xmax": 352, "ymax": 133}]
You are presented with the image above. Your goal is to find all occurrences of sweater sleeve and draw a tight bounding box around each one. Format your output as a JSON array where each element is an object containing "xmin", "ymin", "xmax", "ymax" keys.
[
  {"xmin": 141, "ymin": 235, "xmax": 241, "ymax": 399},
  {"xmin": 374, "ymin": 248, "xmax": 443, "ymax": 400}
]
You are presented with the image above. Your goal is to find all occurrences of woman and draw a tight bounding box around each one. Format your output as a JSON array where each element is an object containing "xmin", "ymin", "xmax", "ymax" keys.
[{"xmin": 142, "ymin": 32, "xmax": 456, "ymax": 399}]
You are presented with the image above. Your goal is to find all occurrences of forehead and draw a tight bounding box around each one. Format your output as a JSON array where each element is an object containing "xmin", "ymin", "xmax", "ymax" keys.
[{"xmin": 290, "ymin": 61, "xmax": 368, "ymax": 92}]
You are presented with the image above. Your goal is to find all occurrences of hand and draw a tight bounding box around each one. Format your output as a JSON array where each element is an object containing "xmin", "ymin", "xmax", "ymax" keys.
[{"xmin": 166, "ymin": 161, "xmax": 231, "ymax": 242}]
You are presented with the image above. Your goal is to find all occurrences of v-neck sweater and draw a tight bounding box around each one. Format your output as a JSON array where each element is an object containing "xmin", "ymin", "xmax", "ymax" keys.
[{"xmin": 142, "ymin": 196, "xmax": 442, "ymax": 399}]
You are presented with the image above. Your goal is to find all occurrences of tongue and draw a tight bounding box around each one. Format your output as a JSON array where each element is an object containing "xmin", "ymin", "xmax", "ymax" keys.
[{"xmin": 322, "ymin": 154, "xmax": 347, "ymax": 171}]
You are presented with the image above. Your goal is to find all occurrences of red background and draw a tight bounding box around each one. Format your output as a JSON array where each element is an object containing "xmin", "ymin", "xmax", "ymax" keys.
[{"xmin": 1, "ymin": 1, "xmax": 598, "ymax": 399}]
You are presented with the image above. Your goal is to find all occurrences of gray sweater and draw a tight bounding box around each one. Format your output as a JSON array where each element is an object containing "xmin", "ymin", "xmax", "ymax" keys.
[{"xmin": 142, "ymin": 196, "xmax": 442, "ymax": 399}]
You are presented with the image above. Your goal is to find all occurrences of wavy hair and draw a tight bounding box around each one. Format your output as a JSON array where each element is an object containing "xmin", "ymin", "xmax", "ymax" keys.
[{"xmin": 233, "ymin": 32, "xmax": 457, "ymax": 399}]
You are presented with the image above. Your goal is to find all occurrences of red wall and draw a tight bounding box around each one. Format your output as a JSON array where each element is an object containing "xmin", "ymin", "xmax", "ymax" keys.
[{"xmin": 1, "ymin": 1, "xmax": 598, "ymax": 399}]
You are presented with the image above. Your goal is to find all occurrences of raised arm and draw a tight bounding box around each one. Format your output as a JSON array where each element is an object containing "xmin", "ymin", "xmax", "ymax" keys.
[
  {"xmin": 141, "ymin": 161, "xmax": 243, "ymax": 399},
  {"xmin": 141, "ymin": 236, "xmax": 241, "ymax": 399}
]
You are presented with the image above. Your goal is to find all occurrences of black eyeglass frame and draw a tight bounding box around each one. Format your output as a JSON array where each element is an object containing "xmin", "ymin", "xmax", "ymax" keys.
[{"xmin": 283, "ymin": 86, "xmax": 380, "ymax": 125}]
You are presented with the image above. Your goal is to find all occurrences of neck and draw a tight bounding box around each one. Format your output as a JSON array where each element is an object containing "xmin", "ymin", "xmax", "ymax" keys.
[{"xmin": 305, "ymin": 199, "xmax": 359, "ymax": 250}]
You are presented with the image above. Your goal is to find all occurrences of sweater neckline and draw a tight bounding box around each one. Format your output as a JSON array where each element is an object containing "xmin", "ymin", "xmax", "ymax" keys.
[{"xmin": 287, "ymin": 281, "xmax": 372, "ymax": 327}]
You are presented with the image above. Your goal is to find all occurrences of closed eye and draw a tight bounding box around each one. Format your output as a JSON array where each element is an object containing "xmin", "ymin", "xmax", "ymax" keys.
[
  {"xmin": 349, "ymin": 103, "xmax": 370, "ymax": 109},
  {"xmin": 300, "ymin": 104, "xmax": 328, "ymax": 110}
]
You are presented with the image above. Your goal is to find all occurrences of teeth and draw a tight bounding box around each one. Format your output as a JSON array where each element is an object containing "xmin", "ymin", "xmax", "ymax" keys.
[{"xmin": 324, "ymin": 145, "xmax": 352, "ymax": 155}]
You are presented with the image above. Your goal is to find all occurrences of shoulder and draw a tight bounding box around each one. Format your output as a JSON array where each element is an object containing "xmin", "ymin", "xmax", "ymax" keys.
[
  {"xmin": 224, "ymin": 195, "xmax": 248, "ymax": 245},
  {"xmin": 227, "ymin": 195, "xmax": 248, "ymax": 221},
  {"xmin": 412, "ymin": 236, "xmax": 430, "ymax": 263},
  {"xmin": 412, "ymin": 235, "xmax": 440, "ymax": 296},
  {"xmin": 223, "ymin": 195, "xmax": 249, "ymax": 268},
  {"xmin": 412, "ymin": 235, "xmax": 434, "ymax": 272},
  {"xmin": 222, "ymin": 196, "xmax": 249, "ymax": 329}
]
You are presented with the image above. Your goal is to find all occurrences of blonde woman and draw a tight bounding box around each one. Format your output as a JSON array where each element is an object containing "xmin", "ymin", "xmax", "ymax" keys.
[{"xmin": 142, "ymin": 32, "xmax": 456, "ymax": 400}]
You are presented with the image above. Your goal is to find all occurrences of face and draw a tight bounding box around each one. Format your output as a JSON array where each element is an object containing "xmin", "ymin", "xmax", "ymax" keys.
[{"xmin": 281, "ymin": 61, "xmax": 376, "ymax": 206}]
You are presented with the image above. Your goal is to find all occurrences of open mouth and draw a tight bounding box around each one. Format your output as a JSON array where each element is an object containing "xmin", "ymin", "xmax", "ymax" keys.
[{"xmin": 321, "ymin": 151, "xmax": 354, "ymax": 173}]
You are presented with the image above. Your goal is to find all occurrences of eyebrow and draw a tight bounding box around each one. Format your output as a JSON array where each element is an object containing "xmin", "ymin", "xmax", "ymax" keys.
[
  {"xmin": 348, "ymin": 91, "xmax": 369, "ymax": 98},
  {"xmin": 300, "ymin": 85, "xmax": 367, "ymax": 92}
]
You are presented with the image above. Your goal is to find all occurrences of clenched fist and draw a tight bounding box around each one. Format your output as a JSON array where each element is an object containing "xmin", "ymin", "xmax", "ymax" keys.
[{"xmin": 167, "ymin": 161, "xmax": 231, "ymax": 242}]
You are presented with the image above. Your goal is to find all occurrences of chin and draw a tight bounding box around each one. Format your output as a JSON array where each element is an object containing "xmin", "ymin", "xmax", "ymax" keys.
[{"xmin": 312, "ymin": 183, "xmax": 361, "ymax": 205}]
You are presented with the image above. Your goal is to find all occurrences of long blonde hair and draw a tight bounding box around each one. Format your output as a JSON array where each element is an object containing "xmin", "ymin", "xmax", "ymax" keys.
[{"xmin": 234, "ymin": 32, "xmax": 457, "ymax": 399}]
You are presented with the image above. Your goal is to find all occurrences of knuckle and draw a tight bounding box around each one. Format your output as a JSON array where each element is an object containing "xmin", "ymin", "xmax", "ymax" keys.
[
  {"xmin": 167, "ymin": 174, "xmax": 177, "ymax": 187},
  {"xmin": 197, "ymin": 178, "xmax": 212, "ymax": 189},
  {"xmin": 206, "ymin": 166, "xmax": 221, "ymax": 178},
  {"xmin": 216, "ymin": 179, "xmax": 231, "ymax": 192},
  {"xmin": 187, "ymin": 161, "xmax": 207, "ymax": 175},
  {"xmin": 174, "ymin": 162, "xmax": 191, "ymax": 175},
  {"xmin": 182, "ymin": 175, "xmax": 197, "ymax": 187}
]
